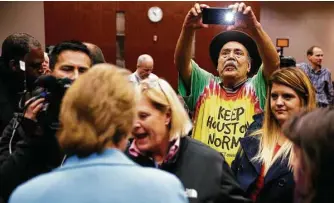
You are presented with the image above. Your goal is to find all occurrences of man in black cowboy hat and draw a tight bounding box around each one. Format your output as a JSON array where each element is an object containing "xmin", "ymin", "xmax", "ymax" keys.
[{"xmin": 175, "ymin": 2, "xmax": 279, "ymax": 165}]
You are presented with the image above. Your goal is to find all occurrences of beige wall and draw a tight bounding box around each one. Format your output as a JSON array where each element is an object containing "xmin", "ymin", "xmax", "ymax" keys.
[
  {"xmin": 261, "ymin": 2, "xmax": 334, "ymax": 77},
  {"xmin": 0, "ymin": 1, "xmax": 45, "ymax": 55}
]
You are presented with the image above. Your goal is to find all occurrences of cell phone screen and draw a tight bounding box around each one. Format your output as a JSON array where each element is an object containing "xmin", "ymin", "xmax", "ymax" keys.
[{"xmin": 202, "ymin": 8, "xmax": 235, "ymax": 25}]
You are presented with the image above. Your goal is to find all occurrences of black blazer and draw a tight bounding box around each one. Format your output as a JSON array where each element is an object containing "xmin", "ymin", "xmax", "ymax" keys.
[{"xmin": 127, "ymin": 136, "xmax": 251, "ymax": 203}]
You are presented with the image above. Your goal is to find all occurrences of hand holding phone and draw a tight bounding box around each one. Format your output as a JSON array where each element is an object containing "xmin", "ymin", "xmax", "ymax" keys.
[
  {"xmin": 225, "ymin": 3, "xmax": 259, "ymax": 34},
  {"xmin": 202, "ymin": 8, "xmax": 235, "ymax": 25},
  {"xmin": 182, "ymin": 3, "xmax": 209, "ymax": 30}
]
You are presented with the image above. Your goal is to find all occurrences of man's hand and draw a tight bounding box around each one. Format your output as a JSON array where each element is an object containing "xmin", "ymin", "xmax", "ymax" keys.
[
  {"xmin": 183, "ymin": 3, "xmax": 210, "ymax": 30},
  {"xmin": 225, "ymin": 2, "xmax": 279, "ymax": 79},
  {"xmin": 227, "ymin": 2, "xmax": 260, "ymax": 36},
  {"xmin": 24, "ymin": 98, "xmax": 45, "ymax": 121}
]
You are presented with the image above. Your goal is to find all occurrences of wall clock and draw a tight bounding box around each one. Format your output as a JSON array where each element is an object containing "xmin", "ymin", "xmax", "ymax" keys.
[{"xmin": 148, "ymin": 6, "xmax": 163, "ymax": 23}]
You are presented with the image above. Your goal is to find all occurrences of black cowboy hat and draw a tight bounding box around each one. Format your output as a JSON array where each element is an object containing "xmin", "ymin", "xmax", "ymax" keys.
[{"xmin": 209, "ymin": 30, "xmax": 262, "ymax": 77}]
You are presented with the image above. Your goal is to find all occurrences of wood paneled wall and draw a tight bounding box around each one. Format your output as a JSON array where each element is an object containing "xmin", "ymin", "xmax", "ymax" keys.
[{"xmin": 44, "ymin": 1, "xmax": 260, "ymax": 89}]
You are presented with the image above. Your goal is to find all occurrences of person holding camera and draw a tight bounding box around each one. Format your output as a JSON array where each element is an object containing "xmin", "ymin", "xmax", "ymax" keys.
[
  {"xmin": 23, "ymin": 40, "xmax": 92, "ymax": 129},
  {"xmin": 0, "ymin": 33, "xmax": 45, "ymax": 203},
  {"xmin": 9, "ymin": 64, "xmax": 188, "ymax": 203},
  {"xmin": 0, "ymin": 40, "xmax": 92, "ymax": 202},
  {"xmin": 0, "ymin": 33, "xmax": 45, "ymax": 135},
  {"xmin": 175, "ymin": 2, "xmax": 279, "ymax": 165}
]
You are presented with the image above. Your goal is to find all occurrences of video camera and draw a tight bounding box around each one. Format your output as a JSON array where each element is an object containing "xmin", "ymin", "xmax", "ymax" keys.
[
  {"xmin": 279, "ymin": 56, "xmax": 296, "ymax": 68},
  {"xmin": 30, "ymin": 75, "xmax": 73, "ymax": 129}
]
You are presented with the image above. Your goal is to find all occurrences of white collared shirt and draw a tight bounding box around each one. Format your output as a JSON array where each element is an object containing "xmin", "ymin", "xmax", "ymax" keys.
[{"xmin": 128, "ymin": 71, "xmax": 158, "ymax": 86}]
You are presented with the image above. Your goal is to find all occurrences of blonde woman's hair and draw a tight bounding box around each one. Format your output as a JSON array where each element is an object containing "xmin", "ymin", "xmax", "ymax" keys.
[
  {"xmin": 253, "ymin": 68, "xmax": 316, "ymax": 173},
  {"xmin": 138, "ymin": 78, "xmax": 192, "ymax": 140},
  {"xmin": 58, "ymin": 63, "xmax": 136, "ymax": 157}
]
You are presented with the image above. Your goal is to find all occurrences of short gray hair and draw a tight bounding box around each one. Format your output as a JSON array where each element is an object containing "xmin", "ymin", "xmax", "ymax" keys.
[{"xmin": 137, "ymin": 54, "xmax": 153, "ymax": 65}]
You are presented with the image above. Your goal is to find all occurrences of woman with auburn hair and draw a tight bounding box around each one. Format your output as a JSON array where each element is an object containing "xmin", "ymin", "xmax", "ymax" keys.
[
  {"xmin": 127, "ymin": 78, "xmax": 251, "ymax": 203},
  {"xmin": 283, "ymin": 108, "xmax": 334, "ymax": 203},
  {"xmin": 231, "ymin": 67, "xmax": 316, "ymax": 203},
  {"xmin": 9, "ymin": 64, "xmax": 188, "ymax": 203}
]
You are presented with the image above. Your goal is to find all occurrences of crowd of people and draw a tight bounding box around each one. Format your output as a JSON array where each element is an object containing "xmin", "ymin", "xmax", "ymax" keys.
[{"xmin": 0, "ymin": 2, "xmax": 334, "ymax": 203}]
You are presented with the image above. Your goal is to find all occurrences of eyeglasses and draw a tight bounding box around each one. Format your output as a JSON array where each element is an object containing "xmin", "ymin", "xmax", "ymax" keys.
[{"xmin": 140, "ymin": 78, "xmax": 169, "ymax": 103}]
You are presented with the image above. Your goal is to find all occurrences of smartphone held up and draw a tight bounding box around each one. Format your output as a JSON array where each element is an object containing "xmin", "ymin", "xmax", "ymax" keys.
[{"xmin": 202, "ymin": 8, "xmax": 235, "ymax": 25}]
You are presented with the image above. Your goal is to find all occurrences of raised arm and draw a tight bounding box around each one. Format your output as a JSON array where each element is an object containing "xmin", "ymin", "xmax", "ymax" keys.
[
  {"xmin": 174, "ymin": 3, "xmax": 209, "ymax": 89},
  {"xmin": 228, "ymin": 3, "xmax": 279, "ymax": 79}
]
